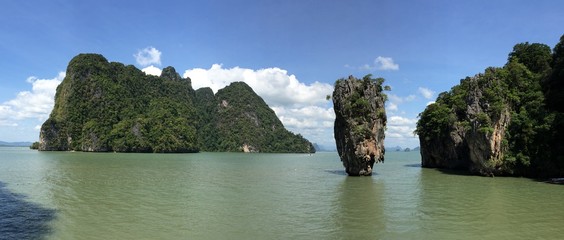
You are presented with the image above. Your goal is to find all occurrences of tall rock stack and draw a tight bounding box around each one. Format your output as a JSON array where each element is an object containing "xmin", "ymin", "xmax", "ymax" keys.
[{"xmin": 332, "ymin": 75, "xmax": 387, "ymax": 176}]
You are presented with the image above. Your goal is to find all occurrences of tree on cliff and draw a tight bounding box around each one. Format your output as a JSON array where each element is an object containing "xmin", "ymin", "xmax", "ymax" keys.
[
  {"xmin": 508, "ymin": 42, "xmax": 552, "ymax": 75},
  {"xmin": 545, "ymin": 35, "xmax": 564, "ymax": 112}
]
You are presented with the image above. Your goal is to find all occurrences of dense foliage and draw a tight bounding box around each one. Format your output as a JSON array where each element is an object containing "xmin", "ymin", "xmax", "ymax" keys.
[
  {"xmin": 40, "ymin": 54, "xmax": 315, "ymax": 153},
  {"xmin": 416, "ymin": 35, "xmax": 564, "ymax": 177}
]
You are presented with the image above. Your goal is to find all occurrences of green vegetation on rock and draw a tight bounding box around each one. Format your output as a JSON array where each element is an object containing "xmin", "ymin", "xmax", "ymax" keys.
[
  {"xmin": 39, "ymin": 54, "xmax": 315, "ymax": 153},
  {"xmin": 416, "ymin": 35, "xmax": 564, "ymax": 177}
]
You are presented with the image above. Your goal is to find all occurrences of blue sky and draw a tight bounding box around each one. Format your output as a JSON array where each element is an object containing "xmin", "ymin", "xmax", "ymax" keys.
[{"xmin": 1, "ymin": 0, "xmax": 563, "ymax": 149}]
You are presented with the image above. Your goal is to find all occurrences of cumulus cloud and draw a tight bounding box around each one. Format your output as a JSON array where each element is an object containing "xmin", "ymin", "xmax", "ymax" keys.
[
  {"xmin": 386, "ymin": 115, "xmax": 417, "ymax": 139},
  {"xmin": 134, "ymin": 47, "xmax": 161, "ymax": 66},
  {"xmin": 374, "ymin": 56, "xmax": 399, "ymax": 71},
  {"xmin": 273, "ymin": 106, "xmax": 334, "ymax": 129},
  {"xmin": 142, "ymin": 65, "xmax": 162, "ymax": 76},
  {"xmin": 184, "ymin": 64, "xmax": 333, "ymax": 107},
  {"xmin": 350, "ymin": 56, "xmax": 399, "ymax": 71},
  {"xmin": 184, "ymin": 64, "xmax": 335, "ymax": 147},
  {"xmin": 0, "ymin": 72, "xmax": 65, "ymax": 126},
  {"xmin": 418, "ymin": 87, "xmax": 435, "ymax": 99}
]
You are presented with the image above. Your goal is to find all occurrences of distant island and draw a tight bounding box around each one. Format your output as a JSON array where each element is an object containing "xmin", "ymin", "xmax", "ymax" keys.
[
  {"xmin": 386, "ymin": 146, "xmax": 420, "ymax": 152},
  {"xmin": 0, "ymin": 141, "xmax": 33, "ymax": 147},
  {"xmin": 38, "ymin": 54, "xmax": 315, "ymax": 153},
  {"xmin": 416, "ymin": 34, "xmax": 564, "ymax": 178}
]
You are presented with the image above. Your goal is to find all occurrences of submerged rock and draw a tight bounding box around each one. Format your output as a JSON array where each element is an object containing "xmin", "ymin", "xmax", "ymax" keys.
[{"xmin": 332, "ymin": 75, "xmax": 387, "ymax": 176}]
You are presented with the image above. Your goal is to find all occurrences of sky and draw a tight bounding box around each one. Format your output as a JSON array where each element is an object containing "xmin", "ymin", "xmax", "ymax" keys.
[{"xmin": 1, "ymin": 0, "xmax": 563, "ymax": 149}]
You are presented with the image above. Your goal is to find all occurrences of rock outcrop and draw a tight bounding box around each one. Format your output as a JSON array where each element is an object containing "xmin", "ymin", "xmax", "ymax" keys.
[{"xmin": 332, "ymin": 75, "xmax": 387, "ymax": 176}]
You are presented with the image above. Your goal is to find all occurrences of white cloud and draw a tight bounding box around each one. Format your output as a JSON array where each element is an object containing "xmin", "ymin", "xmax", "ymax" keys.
[
  {"xmin": 386, "ymin": 115, "xmax": 417, "ymax": 139},
  {"xmin": 141, "ymin": 65, "xmax": 162, "ymax": 76},
  {"xmin": 374, "ymin": 56, "xmax": 399, "ymax": 71},
  {"xmin": 184, "ymin": 64, "xmax": 333, "ymax": 107},
  {"xmin": 351, "ymin": 56, "xmax": 399, "ymax": 71},
  {"xmin": 388, "ymin": 115, "xmax": 417, "ymax": 126},
  {"xmin": 273, "ymin": 106, "xmax": 335, "ymax": 129},
  {"xmin": 387, "ymin": 102, "xmax": 398, "ymax": 111},
  {"xmin": 0, "ymin": 72, "xmax": 65, "ymax": 127},
  {"xmin": 134, "ymin": 47, "xmax": 161, "ymax": 66},
  {"xmin": 184, "ymin": 64, "xmax": 335, "ymax": 147},
  {"xmin": 418, "ymin": 87, "xmax": 435, "ymax": 99}
]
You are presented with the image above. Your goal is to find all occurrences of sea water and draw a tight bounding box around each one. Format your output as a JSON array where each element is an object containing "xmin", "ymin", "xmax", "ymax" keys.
[{"xmin": 0, "ymin": 147, "xmax": 562, "ymax": 239}]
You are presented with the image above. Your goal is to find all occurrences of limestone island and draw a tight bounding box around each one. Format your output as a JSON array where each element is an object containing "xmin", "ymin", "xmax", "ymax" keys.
[
  {"xmin": 416, "ymin": 35, "xmax": 564, "ymax": 178},
  {"xmin": 332, "ymin": 75, "xmax": 387, "ymax": 176},
  {"xmin": 38, "ymin": 54, "xmax": 315, "ymax": 153}
]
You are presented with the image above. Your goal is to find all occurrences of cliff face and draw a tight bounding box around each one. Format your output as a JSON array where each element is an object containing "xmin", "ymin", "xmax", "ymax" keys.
[
  {"xmin": 39, "ymin": 53, "xmax": 315, "ymax": 153},
  {"xmin": 332, "ymin": 75, "xmax": 387, "ymax": 176},
  {"xmin": 418, "ymin": 74, "xmax": 511, "ymax": 175}
]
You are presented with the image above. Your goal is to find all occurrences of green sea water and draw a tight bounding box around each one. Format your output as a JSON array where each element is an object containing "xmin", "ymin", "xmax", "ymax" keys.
[{"xmin": 0, "ymin": 147, "xmax": 562, "ymax": 239}]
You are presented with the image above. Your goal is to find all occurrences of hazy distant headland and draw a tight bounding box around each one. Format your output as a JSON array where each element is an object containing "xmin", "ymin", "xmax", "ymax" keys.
[{"xmin": 0, "ymin": 141, "xmax": 33, "ymax": 147}]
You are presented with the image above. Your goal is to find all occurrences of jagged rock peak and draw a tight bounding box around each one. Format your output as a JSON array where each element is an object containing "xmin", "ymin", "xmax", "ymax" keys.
[
  {"xmin": 332, "ymin": 75, "xmax": 387, "ymax": 176},
  {"xmin": 160, "ymin": 66, "xmax": 182, "ymax": 81}
]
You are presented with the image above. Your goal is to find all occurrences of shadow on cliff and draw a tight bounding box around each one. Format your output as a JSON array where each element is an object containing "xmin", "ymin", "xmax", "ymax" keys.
[{"xmin": 0, "ymin": 181, "xmax": 57, "ymax": 240}]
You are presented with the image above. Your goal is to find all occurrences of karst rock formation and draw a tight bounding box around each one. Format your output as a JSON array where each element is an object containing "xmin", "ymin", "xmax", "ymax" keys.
[{"xmin": 332, "ymin": 75, "xmax": 387, "ymax": 176}]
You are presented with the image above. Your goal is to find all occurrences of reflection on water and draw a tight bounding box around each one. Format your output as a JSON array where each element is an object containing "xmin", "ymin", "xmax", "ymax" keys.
[
  {"xmin": 332, "ymin": 177, "xmax": 384, "ymax": 238},
  {"xmin": 0, "ymin": 181, "xmax": 56, "ymax": 240}
]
